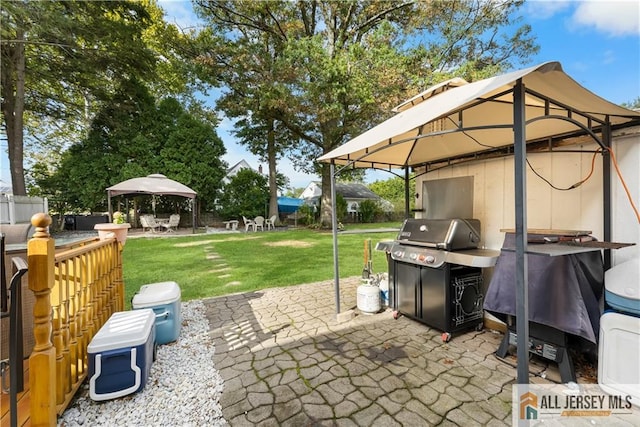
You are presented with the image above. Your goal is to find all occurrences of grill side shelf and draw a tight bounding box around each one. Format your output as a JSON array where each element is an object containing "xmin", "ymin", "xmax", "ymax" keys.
[{"xmin": 444, "ymin": 249, "xmax": 500, "ymax": 268}]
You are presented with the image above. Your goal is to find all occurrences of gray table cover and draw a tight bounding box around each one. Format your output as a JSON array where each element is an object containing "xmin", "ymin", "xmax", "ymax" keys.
[{"xmin": 483, "ymin": 233, "xmax": 604, "ymax": 344}]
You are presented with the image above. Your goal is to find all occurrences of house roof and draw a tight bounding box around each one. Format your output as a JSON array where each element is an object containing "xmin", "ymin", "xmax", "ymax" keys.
[
  {"xmin": 335, "ymin": 183, "xmax": 381, "ymax": 200},
  {"xmin": 0, "ymin": 179, "xmax": 12, "ymax": 194},
  {"xmin": 226, "ymin": 160, "xmax": 253, "ymax": 176},
  {"xmin": 302, "ymin": 182, "xmax": 382, "ymax": 201}
]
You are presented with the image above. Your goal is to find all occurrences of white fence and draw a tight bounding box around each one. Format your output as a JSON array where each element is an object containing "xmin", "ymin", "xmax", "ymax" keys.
[{"xmin": 0, "ymin": 194, "xmax": 48, "ymax": 224}]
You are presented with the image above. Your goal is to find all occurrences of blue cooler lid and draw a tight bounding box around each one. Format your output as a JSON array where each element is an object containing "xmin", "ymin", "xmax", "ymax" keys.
[
  {"xmin": 88, "ymin": 309, "xmax": 155, "ymax": 353},
  {"xmin": 132, "ymin": 281, "xmax": 181, "ymax": 308}
]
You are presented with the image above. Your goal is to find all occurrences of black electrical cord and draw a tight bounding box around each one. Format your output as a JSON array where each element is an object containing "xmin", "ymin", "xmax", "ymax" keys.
[
  {"xmin": 445, "ymin": 118, "xmax": 640, "ymax": 223},
  {"xmin": 456, "ymin": 120, "xmax": 600, "ymax": 191}
]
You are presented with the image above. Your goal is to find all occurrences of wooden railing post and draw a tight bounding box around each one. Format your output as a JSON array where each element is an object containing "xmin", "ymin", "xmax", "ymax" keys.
[{"xmin": 28, "ymin": 213, "xmax": 57, "ymax": 426}]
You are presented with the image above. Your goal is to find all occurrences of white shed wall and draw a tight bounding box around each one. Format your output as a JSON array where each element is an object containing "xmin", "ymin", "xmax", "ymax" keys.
[
  {"xmin": 414, "ymin": 126, "xmax": 640, "ymax": 267},
  {"xmin": 611, "ymin": 128, "xmax": 640, "ymax": 265}
]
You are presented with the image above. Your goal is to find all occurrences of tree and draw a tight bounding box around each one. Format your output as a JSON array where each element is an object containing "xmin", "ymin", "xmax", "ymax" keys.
[
  {"xmin": 190, "ymin": 0, "xmax": 538, "ymax": 226},
  {"xmin": 284, "ymin": 187, "xmax": 306, "ymax": 198},
  {"xmin": 622, "ymin": 97, "xmax": 640, "ymax": 110},
  {"xmin": 40, "ymin": 78, "xmax": 226, "ymax": 213},
  {"xmin": 368, "ymin": 174, "xmax": 415, "ymax": 214},
  {"xmin": 190, "ymin": 2, "xmax": 301, "ymax": 223},
  {"xmin": 217, "ymin": 168, "xmax": 269, "ymax": 220},
  {"xmin": 358, "ymin": 199, "xmax": 382, "ymax": 223},
  {"xmin": 1, "ymin": 0, "xmax": 158, "ymax": 195}
]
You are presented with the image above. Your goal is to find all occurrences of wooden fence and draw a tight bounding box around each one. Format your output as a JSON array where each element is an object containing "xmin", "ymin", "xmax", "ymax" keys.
[{"xmin": 27, "ymin": 213, "xmax": 124, "ymax": 425}]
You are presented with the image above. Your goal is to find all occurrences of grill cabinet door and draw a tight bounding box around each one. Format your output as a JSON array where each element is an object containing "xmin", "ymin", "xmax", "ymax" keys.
[
  {"xmin": 420, "ymin": 265, "xmax": 450, "ymax": 331},
  {"xmin": 394, "ymin": 261, "xmax": 419, "ymax": 319}
]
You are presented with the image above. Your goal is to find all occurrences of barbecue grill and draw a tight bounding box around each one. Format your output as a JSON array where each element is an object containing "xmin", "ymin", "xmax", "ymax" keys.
[{"xmin": 376, "ymin": 219, "xmax": 500, "ymax": 341}]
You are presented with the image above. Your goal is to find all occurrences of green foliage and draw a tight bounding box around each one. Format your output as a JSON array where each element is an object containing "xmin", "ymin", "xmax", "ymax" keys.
[
  {"xmin": 1, "ymin": 0, "xmax": 160, "ymax": 194},
  {"xmin": 189, "ymin": 0, "xmax": 538, "ymax": 225},
  {"xmin": 297, "ymin": 204, "xmax": 316, "ymax": 226},
  {"xmin": 622, "ymin": 97, "xmax": 640, "ymax": 110},
  {"xmin": 217, "ymin": 169, "xmax": 269, "ymax": 219},
  {"xmin": 284, "ymin": 187, "xmax": 305, "ymax": 198},
  {"xmin": 335, "ymin": 193, "xmax": 348, "ymax": 222},
  {"xmin": 358, "ymin": 199, "xmax": 382, "ymax": 223},
  {"xmin": 369, "ymin": 175, "xmax": 415, "ymax": 214},
  {"xmin": 45, "ymin": 79, "xmax": 226, "ymax": 212}
]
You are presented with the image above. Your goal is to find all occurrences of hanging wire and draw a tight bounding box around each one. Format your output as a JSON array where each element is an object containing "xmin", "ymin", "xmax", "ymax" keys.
[
  {"xmin": 529, "ymin": 147, "xmax": 640, "ymax": 223},
  {"xmin": 606, "ymin": 147, "xmax": 640, "ymax": 223},
  {"xmin": 460, "ymin": 127, "xmax": 640, "ymax": 223},
  {"xmin": 526, "ymin": 149, "xmax": 599, "ymax": 191}
]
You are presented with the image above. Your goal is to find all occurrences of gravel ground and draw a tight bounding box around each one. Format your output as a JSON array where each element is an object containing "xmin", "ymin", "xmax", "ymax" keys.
[{"xmin": 58, "ymin": 300, "xmax": 226, "ymax": 427}]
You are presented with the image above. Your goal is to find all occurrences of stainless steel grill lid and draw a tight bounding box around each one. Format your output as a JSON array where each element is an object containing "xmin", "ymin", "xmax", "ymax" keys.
[{"xmin": 397, "ymin": 219, "xmax": 481, "ymax": 251}]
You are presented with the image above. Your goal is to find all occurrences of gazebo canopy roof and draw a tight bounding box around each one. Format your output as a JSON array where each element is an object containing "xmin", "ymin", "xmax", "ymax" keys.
[
  {"xmin": 107, "ymin": 174, "xmax": 196, "ymax": 199},
  {"xmin": 318, "ymin": 62, "xmax": 640, "ymax": 169}
]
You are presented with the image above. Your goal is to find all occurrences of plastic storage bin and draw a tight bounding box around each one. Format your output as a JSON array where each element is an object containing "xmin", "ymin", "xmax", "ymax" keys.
[
  {"xmin": 604, "ymin": 257, "xmax": 640, "ymax": 316},
  {"xmin": 132, "ymin": 281, "xmax": 182, "ymax": 345},
  {"xmin": 598, "ymin": 311, "xmax": 640, "ymax": 407},
  {"xmin": 88, "ymin": 309, "xmax": 156, "ymax": 401}
]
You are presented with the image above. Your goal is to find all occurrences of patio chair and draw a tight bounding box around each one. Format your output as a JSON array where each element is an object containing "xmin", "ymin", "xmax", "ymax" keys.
[
  {"xmin": 242, "ymin": 216, "xmax": 255, "ymax": 232},
  {"xmin": 265, "ymin": 215, "xmax": 277, "ymax": 230},
  {"xmin": 161, "ymin": 214, "xmax": 180, "ymax": 232},
  {"xmin": 254, "ymin": 216, "xmax": 265, "ymax": 231},
  {"xmin": 140, "ymin": 215, "xmax": 160, "ymax": 233}
]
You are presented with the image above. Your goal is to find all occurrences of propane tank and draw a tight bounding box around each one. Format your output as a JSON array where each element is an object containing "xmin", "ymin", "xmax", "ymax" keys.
[{"xmin": 357, "ymin": 280, "xmax": 381, "ymax": 314}]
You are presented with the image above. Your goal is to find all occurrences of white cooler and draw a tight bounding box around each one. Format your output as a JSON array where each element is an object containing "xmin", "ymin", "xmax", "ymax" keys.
[
  {"xmin": 132, "ymin": 281, "xmax": 182, "ymax": 345},
  {"xmin": 88, "ymin": 309, "xmax": 156, "ymax": 401},
  {"xmin": 598, "ymin": 311, "xmax": 640, "ymax": 407},
  {"xmin": 604, "ymin": 257, "xmax": 640, "ymax": 316}
]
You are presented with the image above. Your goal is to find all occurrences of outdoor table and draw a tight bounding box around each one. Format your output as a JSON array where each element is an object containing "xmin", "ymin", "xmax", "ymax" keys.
[{"xmin": 223, "ymin": 220, "xmax": 239, "ymax": 230}]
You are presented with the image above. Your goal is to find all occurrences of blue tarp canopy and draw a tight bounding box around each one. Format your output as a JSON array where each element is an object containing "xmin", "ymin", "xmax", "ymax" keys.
[{"xmin": 277, "ymin": 197, "xmax": 303, "ymax": 214}]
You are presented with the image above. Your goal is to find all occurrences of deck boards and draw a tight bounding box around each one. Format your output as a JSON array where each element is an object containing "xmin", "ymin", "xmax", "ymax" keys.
[{"xmin": 1, "ymin": 364, "xmax": 31, "ymax": 427}]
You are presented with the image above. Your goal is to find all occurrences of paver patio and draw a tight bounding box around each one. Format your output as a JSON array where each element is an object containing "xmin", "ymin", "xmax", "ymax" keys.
[{"xmin": 202, "ymin": 277, "xmax": 615, "ymax": 426}]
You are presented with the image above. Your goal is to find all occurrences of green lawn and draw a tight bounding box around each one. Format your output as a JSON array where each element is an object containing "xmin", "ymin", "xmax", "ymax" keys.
[{"xmin": 121, "ymin": 223, "xmax": 400, "ymax": 307}]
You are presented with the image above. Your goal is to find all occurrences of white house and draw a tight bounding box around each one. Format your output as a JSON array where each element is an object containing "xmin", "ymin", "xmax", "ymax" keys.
[{"xmin": 224, "ymin": 160, "xmax": 263, "ymax": 184}]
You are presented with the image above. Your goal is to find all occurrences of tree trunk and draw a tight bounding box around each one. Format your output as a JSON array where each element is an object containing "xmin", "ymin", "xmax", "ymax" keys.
[
  {"xmin": 1, "ymin": 28, "xmax": 27, "ymax": 195},
  {"xmin": 320, "ymin": 163, "xmax": 333, "ymax": 227},
  {"xmin": 267, "ymin": 120, "xmax": 279, "ymax": 223}
]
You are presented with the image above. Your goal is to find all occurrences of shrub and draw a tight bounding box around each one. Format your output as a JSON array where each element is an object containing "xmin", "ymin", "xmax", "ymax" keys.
[
  {"xmin": 335, "ymin": 193, "xmax": 348, "ymax": 222},
  {"xmin": 217, "ymin": 169, "xmax": 269, "ymax": 219},
  {"xmin": 359, "ymin": 199, "xmax": 382, "ymax": 223},
  {"xmin": 297, "ymin": 204, "xmax": 316, "ymax": 225}
]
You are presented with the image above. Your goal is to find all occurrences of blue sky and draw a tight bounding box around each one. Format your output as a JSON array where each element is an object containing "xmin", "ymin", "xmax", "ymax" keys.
[
  {"xmin": 1, "ymin": 0, "xmax": 638, "ymax": 190},
  {"xmin": 161, "ymin": 0, "xmax": 640, "ymax": 189},
  {"xmin": 523, "ymin": 0, "xmax": 639, "ymax": 105}
]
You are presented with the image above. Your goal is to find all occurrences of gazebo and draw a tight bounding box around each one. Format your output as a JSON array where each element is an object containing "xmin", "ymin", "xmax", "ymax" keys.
[
  {"xmin": 106, "ymin": 174, "xmax": 197, "ymax": 232},
  {"xmin": 318, "ymin": 61, "xmax": 640, "ymax": 383}
]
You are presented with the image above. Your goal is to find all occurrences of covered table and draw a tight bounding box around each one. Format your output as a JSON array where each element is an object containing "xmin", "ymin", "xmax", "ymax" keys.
[{"xmin": 483, "ymin": 232, "xmax": 604, "ymax": 382}]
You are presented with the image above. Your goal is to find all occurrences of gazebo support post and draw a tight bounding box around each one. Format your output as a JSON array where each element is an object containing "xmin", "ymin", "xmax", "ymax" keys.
[
  {"xmin": 602, "ymin": 121, "xmax": 612, "ymax": 270},
  {"xmin": 513, "ymin": 78, "xmax": 530, "ymax": 384},
  {"xmin": 404, "ymin": 167, "xmax": 410, "ymax": 219},
  {"xmin": 192, "ymin": 198, "xmax": 197, "ymax": 234},
  {"xmin": 107, "ymin": 191, "xmax": 112, "ymax": 223},
  {"xmin": 330, "ymin": 161, "xmax": 341, "ymax": 318}
]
